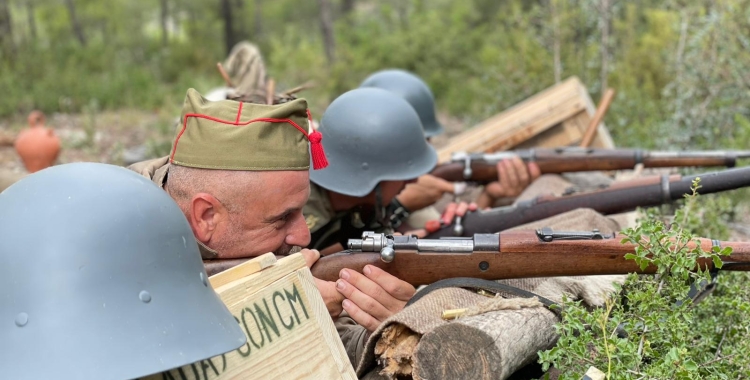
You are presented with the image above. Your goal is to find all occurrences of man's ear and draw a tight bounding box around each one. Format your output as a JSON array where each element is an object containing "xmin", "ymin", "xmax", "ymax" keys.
[{"xmin": 188, "ymin": 193, "xmax": 226, "ymax": 244}]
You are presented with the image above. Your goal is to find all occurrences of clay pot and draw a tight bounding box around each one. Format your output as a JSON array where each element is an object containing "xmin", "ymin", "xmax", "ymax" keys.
[{"xmin": 14, "ymin": 111, "xmax": 61, "ymax": 173}]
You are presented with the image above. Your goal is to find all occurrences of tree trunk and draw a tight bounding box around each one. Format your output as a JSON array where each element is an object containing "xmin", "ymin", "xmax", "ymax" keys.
[
  {"xmin": 235, "ymin": 0, "xmax": 246, "ymax": 41},
  {"xmin": 341, "ymin": 0, "xmax": 355, "ymax": 15},
  {"xmin": 0, "ymin": 0, "xmax": 13, "ymax": 54},
  {"xmin": 26, "ymin": 0, "xmax": 37, "ymax": 42},
  {"xmin": 160, "ymin": 0, "xmax": 168, "ymax": 46},
  {"xmin": 221, "ymin": 0, "xmax": 237, "ymax": 56},
  {"xmin": 598, "ymin": 0, "xmax": 611, "ymax": 94},
  {"xmin": 318, "ymin": 0, "xmax": 335, "ymax": 65},
  {"xmin": 64, "ymin": 0, "xmax": 86, "ymax": 46},
  {"xmin": 551, "ymin": 0, "xmax": 561, "ymax": 83},
  {"xmin": 254, "ymin": 0, "xmax": 262, "ymax": 39}
]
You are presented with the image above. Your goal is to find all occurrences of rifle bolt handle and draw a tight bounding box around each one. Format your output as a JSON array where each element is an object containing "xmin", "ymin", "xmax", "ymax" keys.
[{"xmin": 380, "ymin": 247, "xmax": 396, "ymax": 263}]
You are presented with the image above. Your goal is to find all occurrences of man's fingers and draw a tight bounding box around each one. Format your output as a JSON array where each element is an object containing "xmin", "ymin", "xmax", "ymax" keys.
[
  {"xmin": 336, "ymin": 278, "xmax": 392, "ymax": 321},
  {"xmin": 468, "ymin": 202, "xmax": 478, "ymax": 212},
  {"xmin": 511, "ymin": 156, "xmax": 529, "ymax": 185},
  {"xmin": 299, "ymin": 248, "xmax": 321, "ymax": 268},
  {"xmin": 455, "ymin": 201, "xmax": 469, "ymax": 217},
  {"xmin": 362, "ymin": 265, "xmax": 416, "ymax": 301},
  {"xmin": 528, "ymin": 162, "xmax": 542, "ymax": 179},
  {"xmin": 314, "ymin": 278, "xmax": 344, "ymax": 318},
  {"xmin": 496, "ymin": 161, "xmax": 510, "ymax": 192},
  {"xmin": 503, "ymin": 159, "xmax": 520, "ymax": 188},
  {"xmin": 441, "ymin": 202, "xmax": 458, "ymax": 225},
  {"xmin": 342, "ymin": 299, "xmax": 381, "ymax": 332}
]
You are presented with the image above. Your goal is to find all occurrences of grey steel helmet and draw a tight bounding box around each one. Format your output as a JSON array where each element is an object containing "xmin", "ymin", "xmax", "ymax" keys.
[
  {"xmin": 0, "ymin": 163, "xmax": 246, "ymax": 380},
  {"xmin": 310, "ymin": 87, "xmax": 438, "ymax": 197},
  {"xmin": 359, "ymin": 69, "xmax": 444, "ymax": 138}
]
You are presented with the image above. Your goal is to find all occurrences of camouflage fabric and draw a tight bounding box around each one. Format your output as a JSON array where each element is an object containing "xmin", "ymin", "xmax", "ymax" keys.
[
  {"xmin": 223, "ymin": 41, "xmax": 268, "ymax": 100},
  {"xmin": 304, "ymin": 182, "xmax": 394, "ymax": 251}
]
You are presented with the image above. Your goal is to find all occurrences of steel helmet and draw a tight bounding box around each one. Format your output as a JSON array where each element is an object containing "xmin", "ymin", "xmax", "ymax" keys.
[
  {"xmin": 310, "ymin": 87, "xmax": 438, "ymax": 197},
  {"xmin": 0, "ymin": 163, "xmax": 246, "ymax": 379},
  {"xmin": 359, "ymin": 69, "xmax": 444, "ymax": 138}
]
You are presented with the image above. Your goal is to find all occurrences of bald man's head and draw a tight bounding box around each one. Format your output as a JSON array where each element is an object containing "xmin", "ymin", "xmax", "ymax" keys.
[{"xmin": 165, "ymin": 165, "xmax": 311, "ymax": 258}]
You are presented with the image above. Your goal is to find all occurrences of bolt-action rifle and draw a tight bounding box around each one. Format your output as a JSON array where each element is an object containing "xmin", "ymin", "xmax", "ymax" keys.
[
  {"xmin": 425, "ymin": 166, "xmax": 750, "ymax": 238},
  {"xmin": 309, "ymin": 229, "xmax": 750, "ymax": 286},
  {"xmin": 431, "ymin": 148, "xmax": 750, "ymax": 183}
]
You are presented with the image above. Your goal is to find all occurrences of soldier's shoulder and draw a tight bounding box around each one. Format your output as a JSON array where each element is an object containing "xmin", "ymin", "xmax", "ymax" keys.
[{"xmin": 304, "ymin": 183, "xmax": 335, "ymax": 233}]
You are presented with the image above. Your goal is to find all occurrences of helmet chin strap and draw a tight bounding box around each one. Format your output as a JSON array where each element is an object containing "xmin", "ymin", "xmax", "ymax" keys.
[{"xmin": 374, "ymin": 184, "xmax": 391, "ymax": 232}]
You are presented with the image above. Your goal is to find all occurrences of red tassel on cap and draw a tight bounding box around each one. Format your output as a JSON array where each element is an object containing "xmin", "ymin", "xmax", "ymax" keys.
[
  {"xmin": 308, "ymin": 130, "xmax": 328, "ymax": 170},
  {"xmin": 306, "ymin": 109, "xmax": 328, "ymax": 170}
]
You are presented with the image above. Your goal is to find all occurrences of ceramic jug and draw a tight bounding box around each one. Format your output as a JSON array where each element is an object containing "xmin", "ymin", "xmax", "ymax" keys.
[{"xmin": 14, "ymin": 111, "xmax": 61, "ymax": 173}]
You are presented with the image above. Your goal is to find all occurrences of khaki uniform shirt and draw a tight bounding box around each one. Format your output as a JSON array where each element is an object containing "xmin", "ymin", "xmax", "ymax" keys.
[
  {"xmin": 304, "ymin": 182, "xmax": 393, "ymax": 251},
  {"xmin": 128, "ymin": 157, "xmax": 368, "ymax": 369}
]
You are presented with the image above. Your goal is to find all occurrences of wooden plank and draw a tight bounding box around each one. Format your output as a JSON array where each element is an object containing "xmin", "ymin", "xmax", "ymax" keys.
[
  {"xmin": 437, "ymin": 77, "xmax": 588, "ymax": 162},
  {"xmin": 208, "ymin": 252, "xmax": 277, "ymax": 289},
  {"xmin": 141, "ymin": 254, "xmax": 356, "ymax": 380}
]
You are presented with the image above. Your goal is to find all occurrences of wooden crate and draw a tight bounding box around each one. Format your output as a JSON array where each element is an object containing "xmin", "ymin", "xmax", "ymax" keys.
[
  {"xmin": 436, "ymin": 77, "xmax": 615, "ymax": 163},
  {"xmin": 143, "ymin": 253, "xmax": 356, "ymax": 380}
]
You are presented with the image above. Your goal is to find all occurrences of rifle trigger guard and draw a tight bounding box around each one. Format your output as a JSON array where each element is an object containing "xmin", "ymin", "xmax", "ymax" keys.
[{"xmin": 536, "ymin": 227, "xmax": 613, "ymax": 242}]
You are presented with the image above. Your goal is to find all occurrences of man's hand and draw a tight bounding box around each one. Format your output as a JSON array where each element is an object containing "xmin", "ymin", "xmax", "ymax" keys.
[
  {"xmin": 335, "ymin": 266, "xmax": 416, "ymax": 332},
  {"xmin": 300, "ymin": 248, "xmax": 345, "ymax": 318},
  {"xmin": 396, "ymin": 174, "xmax": 456, "ymax": 212},
  {"xmin": 477, "ymin": 157, "xmax": 541, "ymax": 208},
  {"xmin": 423, "ymin": 201, "xmax": 478, "ymax": 233}
]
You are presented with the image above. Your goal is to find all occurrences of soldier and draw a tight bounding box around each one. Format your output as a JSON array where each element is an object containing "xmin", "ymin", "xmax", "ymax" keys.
[
  {"xmin": 0, "ymin": 162, "xmax": 246, "ymax": 379},
  {"xmin": 129, "ymin": 88, "xmax": 413, "ymax": 366},
  {"xmin": 303, "ymin": 87, "xmax": 438, "ymax": 252},
  {"xmin": 359, "ymin": 69, "xmax": 540, "ymax": 229}
]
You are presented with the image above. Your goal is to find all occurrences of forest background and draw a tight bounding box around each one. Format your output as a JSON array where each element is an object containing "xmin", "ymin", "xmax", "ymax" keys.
[{"xmin": 1, "ymin": 0, "xmax": 749, "ymax": 152}]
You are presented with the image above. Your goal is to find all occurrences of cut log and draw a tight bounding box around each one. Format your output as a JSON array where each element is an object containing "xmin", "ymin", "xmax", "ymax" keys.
[{"xmin": 413, "ymin": 307, "xmax": 558, "ymax": 380}]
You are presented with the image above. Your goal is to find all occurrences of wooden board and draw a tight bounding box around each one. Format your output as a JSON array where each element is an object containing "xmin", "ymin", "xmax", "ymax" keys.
[
  {"xmin": 142, "ymin": 253, "xmax": 356, "ymax": 380},
  {"xmin": 436, "ymin": 77, "xmax": 615, "ymax": 163}
]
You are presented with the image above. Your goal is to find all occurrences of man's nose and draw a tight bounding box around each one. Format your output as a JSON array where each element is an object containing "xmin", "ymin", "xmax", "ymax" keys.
[{"xmin": 286, "ymin": 213, "xmax": 311, "ymax": 248}]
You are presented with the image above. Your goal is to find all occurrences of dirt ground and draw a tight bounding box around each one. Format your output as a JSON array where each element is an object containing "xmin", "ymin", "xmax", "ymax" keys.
[{"xmin": 0, "ymin": 109, "xmax": 176, "ymax": 174}]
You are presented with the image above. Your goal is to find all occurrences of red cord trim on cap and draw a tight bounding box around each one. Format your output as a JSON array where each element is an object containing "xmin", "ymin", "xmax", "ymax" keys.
[
  {"xmin": 170, "ymin": 112, "xmax": 329, "ymax": 170},
  {"xmin": 235, "ymin": 102, "xmax": 243, "ymax": 124}
]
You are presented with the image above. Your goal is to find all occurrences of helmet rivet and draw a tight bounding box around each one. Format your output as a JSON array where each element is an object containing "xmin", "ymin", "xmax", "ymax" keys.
[
  {"xmin": 139, "ymin": 291, "xmax": 152, "ymax": 303},
  {"xmin": 15, "ymin": 312, "xmax": 28, "ymax": 327},
  {"xmin": 200, "ymin": 272, "xmax": 209, "ymax": 287},
  {"xmin": 361, "ymin": 162, "xmax": 369, "ymax": 170}
]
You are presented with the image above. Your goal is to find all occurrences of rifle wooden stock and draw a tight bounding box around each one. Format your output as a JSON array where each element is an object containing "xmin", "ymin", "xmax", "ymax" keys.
[
  {"xmin": 432, "ymin": 148, "xmax": 746, "ymax": 183},
  {"xmin": 428, "ymin": 166, "xmax": 750, "ymax": 238},
  {"xmin": 309, "ymin": 230, "xmax": 750, "ymax": 286}
]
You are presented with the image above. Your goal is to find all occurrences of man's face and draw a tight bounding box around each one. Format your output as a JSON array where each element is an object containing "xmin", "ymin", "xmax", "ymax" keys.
[{"xmin": 212, "ymin": 170, "xmax": 311, "ymax": 259}]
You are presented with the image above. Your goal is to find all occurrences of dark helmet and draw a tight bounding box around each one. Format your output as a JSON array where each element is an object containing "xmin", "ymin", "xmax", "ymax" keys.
[
  {"xmin": 359, "ymin": 69, "xmax": 444, "ymax": 138},
  {"xmin": 0, "ymin": 163, "xmax": 246, "ymax": 379},
  {"xmin": 310, "ymin": 88, "xmax": 437, "ymax": 197}
]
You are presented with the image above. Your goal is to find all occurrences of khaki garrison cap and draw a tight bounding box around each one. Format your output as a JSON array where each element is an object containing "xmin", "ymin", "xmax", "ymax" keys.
[{"xmin": 169, "ymin": 88, "xmax": 328, "ymax": 171}]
